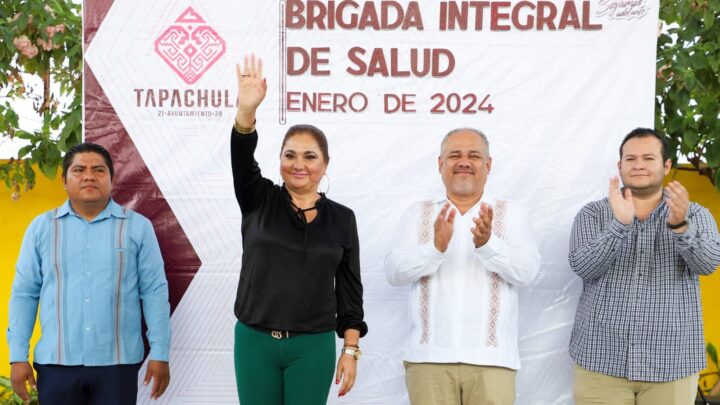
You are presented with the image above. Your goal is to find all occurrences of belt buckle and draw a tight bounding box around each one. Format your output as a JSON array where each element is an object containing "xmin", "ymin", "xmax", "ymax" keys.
[{"xmin": 271, "ymin": 330, "xmax": 286, "ymax": 339}]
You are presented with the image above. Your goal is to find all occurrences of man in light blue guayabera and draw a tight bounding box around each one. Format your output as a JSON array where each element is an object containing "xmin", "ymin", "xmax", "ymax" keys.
[{"xmin": 8, "ymin": 143, "xmax": 171, "ymax": 405}]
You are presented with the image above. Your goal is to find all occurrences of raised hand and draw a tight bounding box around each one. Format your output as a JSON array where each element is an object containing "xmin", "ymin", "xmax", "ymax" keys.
[
  {"xmin": 608, "ymin": 176, "xmax": 634, "ymax": 224},
  {"xmin": 434, "ymin": 202, "xmax": 456, "ymax": 253},
  {"xmin": 665, "ymin": 180, "xmax": 689, "ymax": 231},
  {"xmin": 235, "ymin": 54, "xmax": 267, "ymax": 128},
  {"xmin": 471, "ymin": 203, "xmax": 493, "ymax": 248}
]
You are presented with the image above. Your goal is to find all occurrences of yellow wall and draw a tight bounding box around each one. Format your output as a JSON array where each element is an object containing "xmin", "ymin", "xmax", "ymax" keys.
[
  {"xmin": 0, "ymin": 168, "xmax": 67, "ymax": 376},
  {"xmin": 0, "ymin": 167, "xmax": 718, "ymax": 379},
  {"xmin": 672, "ymin": 169, "xmax": 720, "ymax": 380}
]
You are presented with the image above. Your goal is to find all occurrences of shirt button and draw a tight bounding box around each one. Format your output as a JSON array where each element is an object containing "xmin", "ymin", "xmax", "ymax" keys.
[
  {"xmin": 86, "ymin": 272, "xmax": 91, "ymax": 276},
  {"xmin": 85, "ymin": 327, "xmax": 90, "ymax": 331},
  {"xmin": 86, "ymin": 245, "xmax": 90, "ymax": 248},
  {"xmin": 85, "ymin": 298, "xmax": 90, "ymax": 303}
]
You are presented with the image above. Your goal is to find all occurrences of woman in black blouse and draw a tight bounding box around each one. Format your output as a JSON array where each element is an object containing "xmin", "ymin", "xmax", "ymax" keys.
[{"xmin": 231, "ymin": 55, "xmax": 368, "ymax": 404}]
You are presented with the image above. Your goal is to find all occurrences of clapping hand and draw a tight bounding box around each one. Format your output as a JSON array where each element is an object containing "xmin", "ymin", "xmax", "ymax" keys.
[
  {"xmin": 608, "ymin": 176, "xmax": 634, "ymax": 224},
  {"xmin": 665, "ymin": 180, "xmax": 689, "ymax": 232},
  {"xmin": 235, "ymin": 54, "xmax": 267, "ymax": 128},
  {"xmin": 434, "ymin": 203, "xmax": 456, "ymax": 253},
  {"xmin": 471, "ymin": 203, "xmax": 493, "ymax": 248}
]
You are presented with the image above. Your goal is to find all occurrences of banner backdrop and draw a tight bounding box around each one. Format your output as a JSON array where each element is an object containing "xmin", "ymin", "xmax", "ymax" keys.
[{"xmin": 84, "ymin": 0, "xmax": 659, "ymax": 403}]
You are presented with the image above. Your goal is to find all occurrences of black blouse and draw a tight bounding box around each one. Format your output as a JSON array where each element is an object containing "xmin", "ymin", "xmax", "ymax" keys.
[{"xmin": 231, "ymin": 127, "xmax": 368, "ymax": 337}]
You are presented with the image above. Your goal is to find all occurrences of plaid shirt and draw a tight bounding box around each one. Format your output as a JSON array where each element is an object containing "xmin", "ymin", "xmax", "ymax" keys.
[{"xmin": 568, "ymin": 195, "xmax": 720, "ymax": 382}]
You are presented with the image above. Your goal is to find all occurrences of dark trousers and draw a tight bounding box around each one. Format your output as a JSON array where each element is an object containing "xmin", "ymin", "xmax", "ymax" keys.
[{"xmin": 34, "ymin": 362, "xmax": 142, "ymax": 405}]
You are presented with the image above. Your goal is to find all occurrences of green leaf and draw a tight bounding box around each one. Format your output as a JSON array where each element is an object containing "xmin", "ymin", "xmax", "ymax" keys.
[
  {"xmin": 707, "ymin": 143, "xmax": 720, "ymax": 167},
  {"xmin": 709, "ymin": 343, "xmax": 719, "ymax": 367},
  {"xmin": 67, "ymin": 43, "xmax": 80, "ymax": 57},
  {"xmin": 689, "ymin": 52, "xmax": 707, "ymax": 69},
  {"xmin": 38, "ymin": 156, "xmax": 58, "ymax": 179},
  {"xmin": 703, "ymin": 9, "xmax": 715, "ymax": 29},
  {"xmin": 16, "ymin": 11, "xmax": 28, "ymax": 31},
  {"xmin": 24, "ymin": 159, "xmax": 35, "ymax": 190},
  {"xmin": 5, "ymin": 108, "xmax": 18, "ymax": 127},
  {"xmin": 13, "ymin": 130, "xmax": 34, "ymax": 140},
  {"xmin": 42, "ymin": 111, "xmax": 51, "ymax": 135},
  {"xmin": 683, "ymin": 130, "xmax": 699, "ymax": 148},
  {"xmin": 684, "ymin": 72, "xmax": 697, "ymax": 90},
  {"xmin": 668, "ymin": 115, "xmax": 684, "ymax": 133},
  {"xmin": 58, "ymin": 115, "xmax": 79, "ymax": 151},
  {"xmin": 657, "ymin": 33, "xmax": 673, "ymax": 47},
  {"xmin": 708, "ymin": 58, "xmax": 719, "ymax": 73},
  {"xmin": 677, "ymin": 89, "xmax": 691, "ymax": 107},
  {"xmin": 17, "ymin": 145, "xmax": 33, "ymax": 158},
  {"xmin": 675, "ymin": 52, "xmax": 690, "ymax": 71}
]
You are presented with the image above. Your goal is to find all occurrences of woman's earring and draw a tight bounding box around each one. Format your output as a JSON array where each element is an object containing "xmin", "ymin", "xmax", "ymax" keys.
[{"xmin": 320, "ymin": 173, "xmax": 330, "ymax": 194}]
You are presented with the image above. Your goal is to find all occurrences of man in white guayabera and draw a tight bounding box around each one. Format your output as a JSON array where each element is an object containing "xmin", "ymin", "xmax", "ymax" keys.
[{"xmin": 384, "ymin": 128, "xmax": 541, "ymax": 405}]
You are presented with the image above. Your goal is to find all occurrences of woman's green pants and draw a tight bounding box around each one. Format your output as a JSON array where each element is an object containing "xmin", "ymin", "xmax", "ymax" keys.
[{"xmin": 234, "ymin": 321, "xmax": 336, "ymax": 405}]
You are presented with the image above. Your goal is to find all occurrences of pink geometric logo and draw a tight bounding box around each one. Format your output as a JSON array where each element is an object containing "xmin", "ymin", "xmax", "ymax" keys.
[{"xmin": 154, "ymin": 7, "xmax": 226, "ymax": 85}]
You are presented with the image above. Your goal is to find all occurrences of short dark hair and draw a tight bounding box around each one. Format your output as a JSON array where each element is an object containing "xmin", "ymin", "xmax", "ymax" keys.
[
  {"xmin": 619, "ymin": 128, "xmax": 669, "ymax": 161},
  {"xmin": 62, "ymin": 143, "xmax": 115, "ymax": 180},
  {"xmin": 281, "ymin": 124, "xmax": 330, "ymax": 163}
]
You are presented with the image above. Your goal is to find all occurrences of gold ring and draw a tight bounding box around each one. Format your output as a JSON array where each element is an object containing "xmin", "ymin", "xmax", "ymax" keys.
[{"xmin": 241, "ymin": 74, "xmax": 251, "ymax": 77}]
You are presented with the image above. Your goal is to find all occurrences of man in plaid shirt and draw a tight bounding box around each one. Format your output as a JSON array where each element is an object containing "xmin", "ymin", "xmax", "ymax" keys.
[{"xmin": 569, "ymin": 128, "xmax": 720, "ymax": 405}]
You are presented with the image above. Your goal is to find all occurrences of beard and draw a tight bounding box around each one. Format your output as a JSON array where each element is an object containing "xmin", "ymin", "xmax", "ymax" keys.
[
  {"xmin": 625, "ymin": 179, "xmax": 663, "ymax": 198},
  {"xmin": 448, "ymin": 177, "xmax": 480, "ymax": 196}
]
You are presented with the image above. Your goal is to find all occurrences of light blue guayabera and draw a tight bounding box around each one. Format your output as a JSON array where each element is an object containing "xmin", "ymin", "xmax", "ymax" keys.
[{"xmin": 7, "ymin": 199, "xmax": 170, "ymax": 365}]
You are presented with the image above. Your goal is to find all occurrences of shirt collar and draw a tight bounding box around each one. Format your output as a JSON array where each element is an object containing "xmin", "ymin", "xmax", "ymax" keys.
[
  {"xmin": 640, "ymin": 189, "xmax": 670, "ymax": 216},
  {"xmin": 54, "ymin": 201, "xmax": 72, "ymax": 218},
  {"xmin": 55, "ymin": 199, "xmax": 127, "ymax": 221},
  {"xmin": 661, "ymin": 189, "xmax": 670, "ymax": 201},
  {"xmin": 433, "ymin": 189, "xmax": 495, "ymax": 206},
  {"xmin": 280, "ymin": 184, "xmax": 328, "ymax": 207},
  {"xmin": 651, "ymin": 189, "xmax": 671, "ymax": 216}
]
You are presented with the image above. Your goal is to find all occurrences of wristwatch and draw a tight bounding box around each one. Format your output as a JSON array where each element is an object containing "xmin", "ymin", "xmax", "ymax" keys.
[
  {"xmin": 667, "ymin": 219, "xmax": 688, "ymax": 229},
  {"xmin": 342, "ymin": 346, "xmax": 362, "ymax": 360}
]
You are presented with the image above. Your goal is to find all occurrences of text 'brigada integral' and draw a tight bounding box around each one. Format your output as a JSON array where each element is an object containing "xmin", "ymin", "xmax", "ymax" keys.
[{"xmin": 285, "ymin": 0, "xmax": 603, "ymax": 31}]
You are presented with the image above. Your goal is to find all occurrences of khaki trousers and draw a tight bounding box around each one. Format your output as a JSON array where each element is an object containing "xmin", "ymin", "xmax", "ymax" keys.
[
  {"xmin": 404, "ymin": 362, "xmax": 516, "ymax": 405},
  {"xmin": 574, "ymin": 365, "xmax": 699, "ymax": 405}
]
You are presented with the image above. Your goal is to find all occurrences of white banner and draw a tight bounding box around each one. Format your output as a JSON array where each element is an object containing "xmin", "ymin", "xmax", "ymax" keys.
[{"xmin": 84, "ymin": 0, "xmax": 659, "ymax": 403}]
